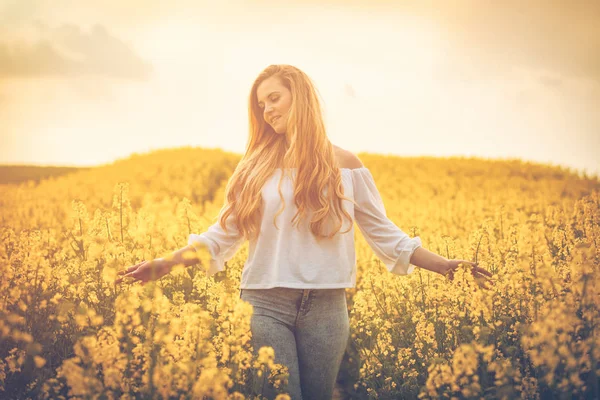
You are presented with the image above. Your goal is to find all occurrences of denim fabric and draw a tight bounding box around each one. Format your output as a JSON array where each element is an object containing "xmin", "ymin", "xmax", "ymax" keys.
[{"xmin": 240, "ymin": 287, "xmax": 350, "ymax": 400}]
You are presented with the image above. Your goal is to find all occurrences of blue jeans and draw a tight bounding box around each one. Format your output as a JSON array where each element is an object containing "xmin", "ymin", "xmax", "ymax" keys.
[{"xmin": 240, "ymin": 287, "xmax": 350, "ymax": 400}]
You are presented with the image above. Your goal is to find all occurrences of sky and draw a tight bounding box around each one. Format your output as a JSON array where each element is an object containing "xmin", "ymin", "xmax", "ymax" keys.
[{"xmin": 0, "ymin": 0, "xmax": 599, "ymax": 176}]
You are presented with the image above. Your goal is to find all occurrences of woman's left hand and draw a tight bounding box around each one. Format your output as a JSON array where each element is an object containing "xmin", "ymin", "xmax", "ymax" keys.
[
  {"xmin": 115, "ymin": 258, "xmax": 171, "ymax": 286},
  {"xmin": 439, "ymin": 259, "xmax": 494, "ymax": 289}
]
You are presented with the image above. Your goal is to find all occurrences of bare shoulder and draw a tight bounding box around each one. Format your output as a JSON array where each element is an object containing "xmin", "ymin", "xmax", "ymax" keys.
[{"xmin": 334, "ymin": 146, "xmax": 364, "ymax": 169}]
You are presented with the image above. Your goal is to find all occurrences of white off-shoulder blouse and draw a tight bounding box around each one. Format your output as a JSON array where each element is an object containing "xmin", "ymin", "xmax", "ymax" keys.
[{"xmin": 188, "ymin": 167, "xmax": 422, "ymax": 289}]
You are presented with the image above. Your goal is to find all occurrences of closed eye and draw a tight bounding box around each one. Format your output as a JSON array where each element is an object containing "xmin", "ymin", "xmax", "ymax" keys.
[{"xmin": 258, "ymin": 96, "xmax": 279, "ymax": 109}]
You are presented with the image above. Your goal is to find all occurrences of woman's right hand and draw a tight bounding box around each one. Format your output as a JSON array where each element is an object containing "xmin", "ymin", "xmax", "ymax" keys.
[{"xmin": 115, "ymin": 258, "xmax": 171, "ymax": 286}]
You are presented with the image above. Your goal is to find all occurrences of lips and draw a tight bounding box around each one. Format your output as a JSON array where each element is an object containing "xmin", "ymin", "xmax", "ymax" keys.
[{"xmin": 271, "ymin": 116, "xmax": 280, "ymax": 124}]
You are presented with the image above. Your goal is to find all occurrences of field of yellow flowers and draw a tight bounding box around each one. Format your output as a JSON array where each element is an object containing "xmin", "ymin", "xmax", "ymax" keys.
[{"xmin": 0, "ymin": 147, "xmax": 599, "ymax": 399}]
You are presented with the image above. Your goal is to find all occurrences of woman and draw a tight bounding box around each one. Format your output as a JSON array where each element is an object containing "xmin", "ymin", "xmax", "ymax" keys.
[{"xmin": 116, "ymin": 64, "xmax": 493, "ymax": 400}]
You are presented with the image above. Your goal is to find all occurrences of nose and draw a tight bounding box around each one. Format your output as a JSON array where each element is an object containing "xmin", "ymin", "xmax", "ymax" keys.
[{"xmin": 264, "ymin": 106, "xmax": 274, "ymax": 120}]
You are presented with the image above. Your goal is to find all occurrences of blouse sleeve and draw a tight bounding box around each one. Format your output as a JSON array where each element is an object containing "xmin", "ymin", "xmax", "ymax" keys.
[
  {"xmin": 351, "ymin": 167, "xmax": 422, "ymax": 275},
  {"xmin": 187, "ymin": 208, "xmax": 245, "ymax": 277}
]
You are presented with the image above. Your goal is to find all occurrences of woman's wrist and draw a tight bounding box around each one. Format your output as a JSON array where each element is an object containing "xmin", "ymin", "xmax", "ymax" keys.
[
  {"xmin": 435, "ymin": 259, "xmax": 450, "ymax": 276},
  {"xmin": 153, "ymin": 257, "xmax": 172, "ymax": 273}
]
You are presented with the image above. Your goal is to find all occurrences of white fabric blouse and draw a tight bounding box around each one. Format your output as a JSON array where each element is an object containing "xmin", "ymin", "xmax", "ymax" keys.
[{"xmin": 188, "ymin": 167, "xmax": 422, "ymax": 289}]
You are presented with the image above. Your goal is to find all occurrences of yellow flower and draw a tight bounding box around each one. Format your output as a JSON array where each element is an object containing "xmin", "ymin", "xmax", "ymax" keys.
[{"xmin": 34, "ymin": 356, "xmax": 46, "ymax": 368}]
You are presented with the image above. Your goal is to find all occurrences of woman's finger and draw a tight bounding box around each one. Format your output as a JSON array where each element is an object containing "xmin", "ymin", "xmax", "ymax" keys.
[
  {"xmin": 477, "ymin": 281, "xmax": 490, "ymax": 290},
  {"xmin": 474, "ymin": 265, "xmax": 493, "ymax": 277},
  {"xmin": 115, "ymin": 272, "xmax": 128, "ymax": 283},
  {"xmin": 481, "ymin": 278, "xmax": 494, "ymax": 289},
  {"xmin": 480, "ymin": 270, "xmax": 494, "ymax": 280},
  {"xmin": 128, "ymin": 260, "xmax": 145, "ymax": 271},
  {"xmin": 473, "ymin": 272, "xmax": 490, "ymax": 282},
  {"xmin": 465, "ymin": 262, "xmax": 493, "ymax": 278},
  {"xmin": 116, "ymin": 271, "xmax": 140, "ymax": 284},
  {"xmin": 474, "ymin": 274, "xmax": 495, "ymax": 288},
  {"xmin": 117, "ymin": 268, "xmax": 134, "ymax": 277},
  {"xmin": 117, "ymin": 261, "xmax": 146, "ymax": 276}
]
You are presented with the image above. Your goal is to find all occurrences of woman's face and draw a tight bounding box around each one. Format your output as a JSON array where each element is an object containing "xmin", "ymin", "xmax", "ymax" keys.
[{"xmin": 256, "ymin": 76, "xmax": 292, "ymax": 134}]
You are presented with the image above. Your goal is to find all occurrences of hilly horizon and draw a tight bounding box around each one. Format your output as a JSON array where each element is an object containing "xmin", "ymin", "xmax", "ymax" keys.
[{"xmin": 1, "ymin": 146, "xmax": 598, "ymax": 187}]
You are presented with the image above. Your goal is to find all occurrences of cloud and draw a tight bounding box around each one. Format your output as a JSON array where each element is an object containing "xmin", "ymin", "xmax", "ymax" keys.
[{"xmin": 0, "ymin": 22, "xmax": 152, "ymax": 80}]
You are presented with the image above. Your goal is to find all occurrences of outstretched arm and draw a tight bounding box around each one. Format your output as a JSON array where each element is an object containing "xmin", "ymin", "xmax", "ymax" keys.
[
  {"xmin": 411, "ymin": 246, "xmax": 493, "ymax": 288},
  {"xmin": 115, "ymin": 243, "xmax": 205, "ymax": 285},
  {"xmin": 343, "ymin": 150, "xmax": 493, "ymax": 287}
]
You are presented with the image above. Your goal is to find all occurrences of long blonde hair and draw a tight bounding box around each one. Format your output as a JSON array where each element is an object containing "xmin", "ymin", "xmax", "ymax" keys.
[{"xmin": 218, "ymin": 64, "xmax": 356, "ymax": 242}]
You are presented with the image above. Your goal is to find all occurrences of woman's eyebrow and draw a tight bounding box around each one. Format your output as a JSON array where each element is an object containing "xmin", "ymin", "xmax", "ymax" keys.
[{"xmin": 257, "ymin": 91, "xmax": 280, "ymax": 104}]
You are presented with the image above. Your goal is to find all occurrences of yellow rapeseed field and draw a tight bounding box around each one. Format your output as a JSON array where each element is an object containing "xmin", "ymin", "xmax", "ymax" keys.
[{"xmin": 0, "ymin": 147, "xmax": 598, "ymax": 399}]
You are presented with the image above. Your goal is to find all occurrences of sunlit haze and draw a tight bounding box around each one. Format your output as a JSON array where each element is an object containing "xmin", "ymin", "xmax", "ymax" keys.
[{"xmin": 1, "ymin": 0, "xmax": 598, "ymax": 176}]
